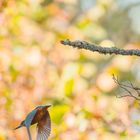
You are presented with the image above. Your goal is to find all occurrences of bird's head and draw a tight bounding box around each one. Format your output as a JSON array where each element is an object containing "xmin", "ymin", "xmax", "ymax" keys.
[{"xmin": 14, "ymin": 120, "xmax": 25, "ymax": 130}]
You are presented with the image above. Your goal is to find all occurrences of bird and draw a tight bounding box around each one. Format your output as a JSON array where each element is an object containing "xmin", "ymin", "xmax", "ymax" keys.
[{"xmin": 14, "ymin": 105, "xmax": 51, "ymax": 140}]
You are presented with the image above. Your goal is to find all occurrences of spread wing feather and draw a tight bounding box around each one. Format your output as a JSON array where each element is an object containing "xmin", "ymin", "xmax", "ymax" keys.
[{"xmin": 36, "ymin": 111, "xmax": 51, "ymax": 140}]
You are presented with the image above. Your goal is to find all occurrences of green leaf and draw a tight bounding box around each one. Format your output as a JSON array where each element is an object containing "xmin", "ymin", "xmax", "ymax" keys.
[
  {"xmin": 50, "ymin": 104, "xmax": 70, "ymax": 124},
  {"xmin": 9, "ymin": 65, "xmax": 19, "ymax": 81},
  {"xmin": 64, "ymin": 78, "xmax": 74, "ymax": 97}
]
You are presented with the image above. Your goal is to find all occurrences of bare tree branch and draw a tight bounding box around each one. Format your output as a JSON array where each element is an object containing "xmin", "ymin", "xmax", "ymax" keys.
[
  {"xmin": 60, "ymin": 39, "xmax": 140, "ymax": 57},
  {"xmin": 112, "ymin": 74, "xmax": 140, "ymax": 100}
]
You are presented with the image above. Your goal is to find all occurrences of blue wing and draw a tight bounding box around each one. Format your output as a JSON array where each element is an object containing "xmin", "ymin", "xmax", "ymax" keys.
[{"xmin": 25, "ymin": 109, "xmax": 37, "ymax": 127}]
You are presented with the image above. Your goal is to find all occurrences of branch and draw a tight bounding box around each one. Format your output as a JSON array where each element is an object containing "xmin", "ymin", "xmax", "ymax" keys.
[
  {"xmin": 60, "ymin": 39, "xmax": 140, "ymax": 56},
  {"xmin": 112, "ymin": 74, "xmax": 140, "ymax": 100}
]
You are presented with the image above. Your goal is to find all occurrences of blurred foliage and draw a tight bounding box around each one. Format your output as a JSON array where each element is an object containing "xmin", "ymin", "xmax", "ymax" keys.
[{"xmin": 0, "ymin": 0, "xmax": 140, "ymax": 140}]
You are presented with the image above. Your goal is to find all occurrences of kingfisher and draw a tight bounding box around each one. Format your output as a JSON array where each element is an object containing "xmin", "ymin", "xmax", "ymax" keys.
[{"xmin": 14, "ymin": 105, "xmax": 51, "ymax": 140}]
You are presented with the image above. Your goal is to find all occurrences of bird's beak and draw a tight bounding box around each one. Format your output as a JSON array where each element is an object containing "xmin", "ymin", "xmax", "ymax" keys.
[
  {"xmin": 14, "ymin": 125, "xmax": 22, "ymax": 130},
  {"xmin": 48, "ymin": 105, "xmax": 51, "ymax": 107},
  {"xmin": 46, "ymin": 104, "xmax": 51, "ymax": 108}
]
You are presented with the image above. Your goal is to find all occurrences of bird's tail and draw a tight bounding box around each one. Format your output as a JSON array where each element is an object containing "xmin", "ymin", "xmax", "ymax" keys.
[
  {"xmin": 14, "ymin": 125, "xmax": 22, "ymax": 130},
  {"xmin": 27, "ymin": 127, "xmax": 32, "ymax": 140}
]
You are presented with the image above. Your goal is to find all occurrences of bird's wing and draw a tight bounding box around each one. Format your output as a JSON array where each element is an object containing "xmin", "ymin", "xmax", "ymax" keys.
[
  {"xmin": 25, "ymin": 109, "xmax": 38, "ymax": 127},
  {"xmin": 36, "ymin": 111, "xmax": 51, "ymax": 140}
]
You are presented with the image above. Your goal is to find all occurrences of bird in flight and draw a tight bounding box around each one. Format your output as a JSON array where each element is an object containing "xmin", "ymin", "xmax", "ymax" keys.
[{"xmin": 14, "ymin": 105, "xmax": 51, "ymax": 140}]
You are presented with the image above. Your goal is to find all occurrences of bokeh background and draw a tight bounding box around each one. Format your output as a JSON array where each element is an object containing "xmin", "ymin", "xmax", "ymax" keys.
[{"xmin": 0, "ymin": 0, "xmax": 140, "ymax": 140}]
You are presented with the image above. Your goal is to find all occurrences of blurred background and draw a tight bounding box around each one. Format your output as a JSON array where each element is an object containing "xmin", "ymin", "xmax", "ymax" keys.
[{"xmin": 0, "ymin": 0, "xmax": 140, "ymax": 139}]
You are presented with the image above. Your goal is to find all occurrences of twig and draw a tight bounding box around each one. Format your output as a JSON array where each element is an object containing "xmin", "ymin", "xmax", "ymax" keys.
[
  {"xmin": 60, "ymin": 39, "xmax": 140, "ymax": 57},
  {"xmin": 112, "ymin": 74, "xmax": 140, "ymax": 100}
]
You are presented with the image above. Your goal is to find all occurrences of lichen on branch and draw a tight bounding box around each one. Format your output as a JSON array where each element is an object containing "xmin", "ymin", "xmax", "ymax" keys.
[{"xmin": 60, "ymin": 39, "xmax": 140, "ymax": 56}]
